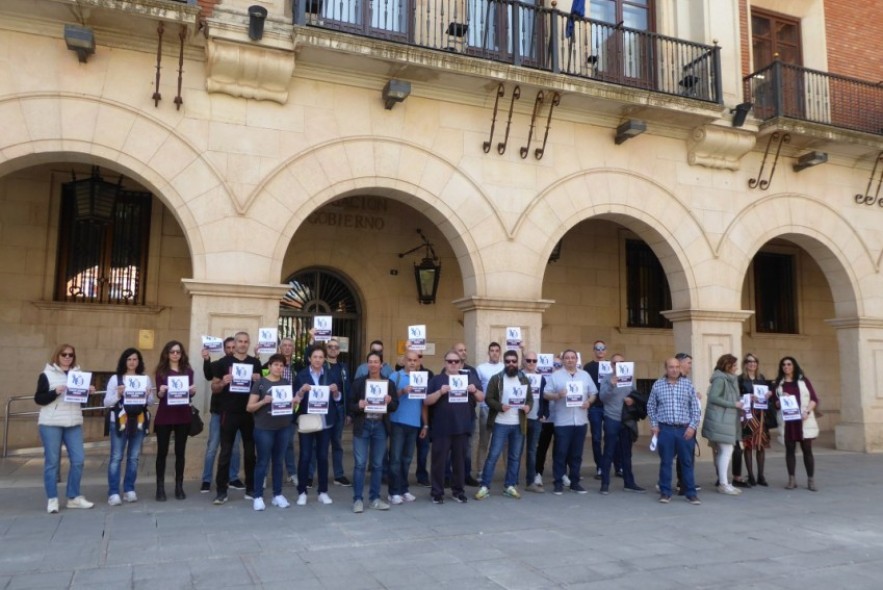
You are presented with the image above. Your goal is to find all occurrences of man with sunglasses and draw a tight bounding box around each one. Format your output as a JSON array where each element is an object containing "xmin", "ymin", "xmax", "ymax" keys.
[
  {"xmin": 425, "ymin": 351, "xmax": 484, "ymax": 503},
  {"xmin": 520, "ymin": 351, "xmax": 545, "ymax": 492},
  {"xmin": 584, "ymin": 340, "xmax": 619, "ymax": 480}
]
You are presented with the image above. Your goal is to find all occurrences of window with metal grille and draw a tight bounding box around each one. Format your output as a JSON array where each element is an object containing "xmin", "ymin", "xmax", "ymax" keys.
[
  {"xmin": 753, "ymin": 252, "xmax": 798, "ymax": 334},
  {"xmin": 625, "ymin": 239, "xmax": 672, "ymax": 329},
  {"xmin": 54, "ymin": 187, "xmax": 152, "ymax": 305}
]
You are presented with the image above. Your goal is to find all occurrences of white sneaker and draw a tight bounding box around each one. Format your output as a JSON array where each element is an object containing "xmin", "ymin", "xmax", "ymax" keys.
[
  {"xmin": 66, "ymin": 496, "xmax": 94, "ymax": 509},
  {"xmin": 253, "ymin": 497, "xmax": 266, "ymax": 511},
  {"xmin": 288, "ymin": 474, "xmax": 298, "ymax": 487},
  {"xmin": 353, "ymin": 499, "xmax": 364, "ymax": 513},
  {"xmin": 272, "ymin": 495, "xmax": 290, "ymax": 508},
  {"xmin": 296, "ymin": 493, "xmax": 308, "ymax": 506},
  {"xmin": 533, "ymin": 473, "xmax": 543, "ymax": 486},
  {"xmin": 562, "ymin": 474, "xmax": 571, "ymax": 487},
  {"xmin": 47, "ymin": 498, "xmax": 59, "ymax": 514},
  {"xmin": 402, "ymin": 492, "xmax": 417, "ymax": 502},
  {"xmin": 389, "ymin": 494, "xmax": 404, "ymax": 505},
  {"xmin": 370, "ymin": 498, "xmax": 390, "ymax": 510},
  {"xmin": 318, "ymin": 492, "xmax": 333, "ymax": 505},
  {"xmin": 108, "ymin": 494, "xmax": 122, "ymax": 506}
]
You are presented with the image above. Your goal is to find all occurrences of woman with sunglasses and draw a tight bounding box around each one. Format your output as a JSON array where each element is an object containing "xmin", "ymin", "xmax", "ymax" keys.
[
  {"xmin": 104, "ymin": 348, "xmax": 155, "ymax": 505},
  {"xmin": 774, "ymin": 357, "xmax": 819, "ymax": 491},
  {"xmin": 738, "ymin": 354, "xmax": 773, "ymax": 486},
  {"xmin": 34, "ymin": 344, "xmax": 96, "ymax": 513},
  {"xmin": 154, "ymin": 340, "xmax": 197, "ymax": 501}
]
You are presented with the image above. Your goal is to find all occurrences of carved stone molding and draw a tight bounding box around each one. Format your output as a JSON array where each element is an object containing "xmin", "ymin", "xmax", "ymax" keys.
[
  {"xmin": 686, "ymin": 124, "xmax": 756, "ymax": 170},
  {"xmin": 205, "ymin": 37, "xmax": 294, "ymax": 103}
]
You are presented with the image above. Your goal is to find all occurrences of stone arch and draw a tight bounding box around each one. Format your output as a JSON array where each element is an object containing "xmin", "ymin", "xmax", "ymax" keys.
[
  {"xmin": 515, "ymin": 168, "xmax": 710, "ymax": 309},
  {"xmin": 0, "ymin": 93, "xmax": 237, "ymax": 279},
  {"xmin": 718, "ymin": 193, "xmax": 869, "ymax": 318},
  {"xmin": 261, "ymin": 137, "xmax": 500, "ymax": 297}
]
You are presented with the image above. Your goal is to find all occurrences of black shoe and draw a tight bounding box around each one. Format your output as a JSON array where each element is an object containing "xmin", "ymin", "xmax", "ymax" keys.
[
  {"xmin": 175, "ymin": 484, "xmax": 186, "ymax": 500},
  {"xmin": 228, "ymin": 479, "xmax": 245, "ymax": 490},
  {"xmin": 571, "ymin": 484, "xmax": 588, "ymax": 494},
  {"xmin": 732, "ymin": 479, "xmax": 750, "ymax": 488},
  {"xmin": 756, "ymin": 476, "xmax": 769, "ymax": 487},
  {"xmin": 334, "ymin": 476, "xmax": 352, "ymax": 487},
  {"xmin": 453, "ymin": 493, "xmax": 468, "ymax": 503},
  {"xmin": 553, "ymin": 484, "xmax": 564, "ymax": 495},
  {"xmin": 615, "ymin": 469, "xmax": 624, "ymax": 478},
  {"xmin": 686, "ymin": 495, "xmax": 702, "ymax": 505},
  {"xmin": 244, "ymin": 490, "xmax": 255, "ymax": 500},
  {"xmin": 156, "ymin": 486, "xmax": 167, "ymax": 502},
  {"xmin": 431, "ymin": 495, "xmax": 444, "ymax": 504},
  {"xmin": 599, "ymin": 485, "xmax": 609, "ymax": 495},
  {"xmin": 658, "ymin": 495, "xmax": 671, "ymax": 504},
  {"xmin": 624, "ymin": 485, "xmax": 646, "ymax": 494},
  {"xmin": 213, "ymin": 493, "xmax": 228, "ymax": 505},
  {"xmin": 465, "ymin": 476, "xmax": 480, "ymax": 487},
  {"xmin": 200, "ymin": 482, "xmax": 211, "ymax": 493},
  {"xmin": 417, "ymin": 479, "xmax": 431, "ymax": 488},
  {"xmin": 306, "ymin": 479, "xmax": 314, "ymax": 489}
]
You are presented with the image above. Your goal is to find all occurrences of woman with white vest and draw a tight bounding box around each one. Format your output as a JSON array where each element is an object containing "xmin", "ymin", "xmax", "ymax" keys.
[
  {"xmin": 34, "ymin": 344, "xmax": 96, "ymax": 513},
  {"xmin": 774, "ymin": 356, "xmax": 820, "ymax": 491}
]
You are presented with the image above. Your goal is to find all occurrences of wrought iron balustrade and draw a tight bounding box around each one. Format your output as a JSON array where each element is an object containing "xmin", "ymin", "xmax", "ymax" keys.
[
  {"xmin": 293, "ymin": 0, "xmax": 722, "ymax": 103},
  {"xmin": 745, "ymin": 61, "xmax": 883, "ymax": 136}
]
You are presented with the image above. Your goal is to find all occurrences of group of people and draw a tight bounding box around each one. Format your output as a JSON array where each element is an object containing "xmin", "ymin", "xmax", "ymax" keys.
[{"xmin": 34, "ymin": 334, "xmax": 821, "ymax": 514}]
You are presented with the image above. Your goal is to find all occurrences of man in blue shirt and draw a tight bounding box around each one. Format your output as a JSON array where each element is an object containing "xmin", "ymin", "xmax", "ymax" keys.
[
  {"xmin": 647, "ymin": 358, "xmax": 702, "ymax": 505},
  {"xmin": 387, "ymin": 350, "xmax": 426, "ymax": 504}
]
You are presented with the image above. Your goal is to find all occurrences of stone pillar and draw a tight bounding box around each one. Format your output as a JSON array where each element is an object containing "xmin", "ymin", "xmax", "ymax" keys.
[
  {"xmin": 182, "ymin": 279, "xmax": 290, "ymax": 415},
  {"xmin": 827, "ymin": 317, "xmax": 883, "ymax": 452},
  {"xmin": 452, "ymin": 296, "xmax": 554, "ymax": 364},
  {"xmin": 661, "ymin": 309, "xmax": 754, "ymax": 398}
]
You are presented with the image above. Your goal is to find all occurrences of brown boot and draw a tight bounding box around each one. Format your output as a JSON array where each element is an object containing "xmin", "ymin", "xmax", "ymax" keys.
[
  {"xmin": 785, "ymin": 476, "xmax": 797, "ymax": 490},
  {"xmin": 807, "ymin": 478, "xmax": 817, "ymax": 492}
]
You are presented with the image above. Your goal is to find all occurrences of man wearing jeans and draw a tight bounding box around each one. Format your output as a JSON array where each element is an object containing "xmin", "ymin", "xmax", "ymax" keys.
[
  {"xmin": 475, "ymin": 349, "xmax": 532, "ymax": 500},
  {"xmin": 648, "ymin": 358, "xmax": 702, "ymax": 505},
  {"xmin": 200, "ymin": 337, "xmax": 243, "ymax": 493},
  {"xmin": 387, "ymin": 350, "xmax": 425, "ymax": 504},
  {"xmin": 543, "ymin": 349, "xmax": 596, "ymax": 495}
]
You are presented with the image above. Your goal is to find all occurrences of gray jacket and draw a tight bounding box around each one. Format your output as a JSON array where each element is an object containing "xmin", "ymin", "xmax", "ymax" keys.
[{"xmin": 701, "ymin": 370, "xmax": 741, "ymax": 444}]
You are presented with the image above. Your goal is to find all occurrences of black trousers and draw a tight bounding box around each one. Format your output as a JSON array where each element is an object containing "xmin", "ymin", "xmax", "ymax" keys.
[
  {"xmin": 431, "ymin": 433, "xmax": 467, "ymax": 498},
  {"xmin": 155, "ymin": 423, "xmax": 189, "ymax": 484},
  {"xmin": 535, "ymin": 421, "xmax": 555, "ymax": 476},
  {"xmin": 217, "ymin": 411, "xmax": 255, "ymax": 495}
]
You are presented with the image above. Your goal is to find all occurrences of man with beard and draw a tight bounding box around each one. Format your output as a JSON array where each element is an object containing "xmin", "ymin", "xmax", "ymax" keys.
[{"xmin": 475, "ymin": 349, "xmax": 533, "ymax": 500}]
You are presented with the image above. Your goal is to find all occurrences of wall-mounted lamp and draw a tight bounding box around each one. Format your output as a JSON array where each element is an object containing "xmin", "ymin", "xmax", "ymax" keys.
[
  {"xmin": 64, "ymin": 24, "xmax": 95, "ymax": 63},
  {"xmin": 615, "ymin": 119, "xmax": 646, "ymax": 145},
  {"xmin": 793, "ymin": 151, "xmax": 828, "ymax": 172},
  {"xmin": 66, "ymin": 166, "xmax": 121, "ymax": 224},
  {"xmin": 382, "ymin": 79, "xmax": 411, "ymax": 110},
  {"xmin": 248, "ymin": 5, "xmax": 268, "ymax": 41},
  {"xmin": 731, "ymin": 102, "xmax": 753, "ymax": 128},
  {"xmin": 398, "ymin": 229, "xmax": 441, "ymax": 304}
]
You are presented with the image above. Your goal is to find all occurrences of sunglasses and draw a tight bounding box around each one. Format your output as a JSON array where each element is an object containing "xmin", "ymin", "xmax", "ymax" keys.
[
  {"xmin": 445, "ymin": 359, "xmax": 461, "ymax": 364},
  {"xmin": 594, "ymin": 346, "xmax": 607, "ymax": 352},
  {"xmin": 524, "ymin": 359, "xmax": 538, "ymax": 363},
  {"xmin": 169, "ymin": 350, "xmax": 183, "ymax": 355},
  {"xmin": 504, "ymin": 360, "xmax": 519, "ymax": 364},
  {"xmin": 60, "ymin": 352, "xmax": 74, "ymax": 358}
]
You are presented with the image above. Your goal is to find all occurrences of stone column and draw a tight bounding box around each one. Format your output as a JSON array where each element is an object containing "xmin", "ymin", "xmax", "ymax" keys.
[
  {"xmin": 827, "ymin": 317, "xmax": 883, "ymax": 452},
  {"xmin": 452, "ymin": 296, "xmax": 554, "ymax": 363},
  {"xmin": 661, "ymin": 309, "xmax": 754, "ymax": 398}
]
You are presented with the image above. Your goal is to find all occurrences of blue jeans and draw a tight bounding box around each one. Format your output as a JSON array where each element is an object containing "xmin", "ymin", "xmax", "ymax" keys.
[
  {"xmin": 657, "ymin": 424, "xmax": 696, "ymax": 497},
  {"xmin": 254, "ymin": 426, "xmax": 291, "ymax": 499},
  {"xmin": 298, "ymin": 427, "xmax": 332, "ymax": 494},
  {"xmin": 588, "ymin": 406, "xmax": 605, "ymax": 470},
  {"xmin": 553, "ymin": 424, "xmax": 587, "ymax": 487},
  {"xmin": 352, "ymin": 420, "xmax": 387, "ymax": 502},
  {"xmin": 202, "ymin": 412, "xmax": 241, "ymax": 484},
  {"xmin": 39, "ymin": 424, "xmax": 85, "ymax": 500},
  {"xmin": 108, "ymin": 427, "xmax": 146, "ymax": 496},
  {"xmin": 600, "ymin": 418, "xmax": 636, "ymax": 487},
  {"xmin": 389, "ymin": 422, "xmax": 419, "ymax": 496},
  {"xmin": 524, "ymin": 419, "xmax": 542, "ymax": 486},
  {"xmin": 480, "ymin": 422, "xmax": 524, "ymax": 488}
]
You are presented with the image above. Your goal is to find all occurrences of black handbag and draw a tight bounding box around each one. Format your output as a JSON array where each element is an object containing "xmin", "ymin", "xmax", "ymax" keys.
[{"xmin": 188, "ymin": 406, "xmax": 204, "ymax": 437}]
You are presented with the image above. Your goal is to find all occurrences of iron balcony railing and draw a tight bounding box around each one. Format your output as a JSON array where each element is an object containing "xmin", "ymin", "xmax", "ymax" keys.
[
  {"xmin": 293, "ymin": 0, "xmax": 722, "ymax": 103},
  {"xmin": 745, "ymin": 61, "xmax": 883, "ymax": 136}
]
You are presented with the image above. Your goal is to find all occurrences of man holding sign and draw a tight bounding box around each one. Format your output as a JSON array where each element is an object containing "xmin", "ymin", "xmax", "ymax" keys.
[
  {"xmin": 475, "ymin": 350, "xmax": 533, "ymax": 500},
  {"xmin": 211, "ymin": 332, "xmax": 263, "ymax": 505},
  {"xmin": 425, "ymin": 350, "xmax": 483, "ymax": 504},
  {"xmin": 543, "ymin": 349, "xmax": 597, "ymax": 495},
  {"xmin": 388, "ymin": 351, "xmax": 427, "ymax": 505}
]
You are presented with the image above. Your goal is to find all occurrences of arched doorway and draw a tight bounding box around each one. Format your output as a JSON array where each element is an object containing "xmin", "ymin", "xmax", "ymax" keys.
[{"xmin": 279, "ymin": 267, "xmax": 362, "ymax": 375}]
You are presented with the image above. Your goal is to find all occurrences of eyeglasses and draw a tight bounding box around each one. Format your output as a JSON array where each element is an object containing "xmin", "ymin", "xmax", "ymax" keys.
[
  {"xmin": 60, "ymin": 352, "xmax": 74, "ymax": 358},
  {"xmin": 594, "ymin": 345, "xmax": 607, "ymax": 352},
  {"xmin": 524, "ymin": 359, "xmax": 538, "ymax": 363},
  {"xmin": 169, "ymin": 350, "xmax": 182, "ymax": 355},
  {"xmin": 504, "ymin": 360, "xmax": 519, "ymax": 365},
  {"xmin": 445, "ymin": 359, "xmax": 461, "ymax": 364}
]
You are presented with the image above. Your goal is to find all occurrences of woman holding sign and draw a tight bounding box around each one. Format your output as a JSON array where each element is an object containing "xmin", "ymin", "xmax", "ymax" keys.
[
  {"xmin": 700, "ymin": 354, "xmax": 744, "ymax": 496},
  {"xmin": 247, "ymin": 353, "xmax": 301, "ymax": 511},
  {"xmin": 774, "ymin": 357, "xmax": 819, "ymax": 491},
  {"xmin": 349, "ymin": 352, "xmax": 399, "ymax": 512},
  {"xmin": 104, "ymin": 348, "xmax": 155, "ymax": 506},
  {"xmin": 738, "ymin": 354, "xmax": 773, "ymax": 486},
  {"xmin": 154, "ymin": 340, "xmax": 196, "ymax": 501},
  {"xmin": 34, "ymin": 344, "xmax": 96, "ymax": 513}
]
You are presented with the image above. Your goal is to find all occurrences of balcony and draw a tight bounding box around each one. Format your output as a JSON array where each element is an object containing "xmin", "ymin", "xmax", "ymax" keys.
[
  {"xmin": 293, "ymin": 0, "xmax": 722, "ymax": 104},
  {"xmin": 745, "ymin": 61, "xmax": 883, "ymax": 137}
]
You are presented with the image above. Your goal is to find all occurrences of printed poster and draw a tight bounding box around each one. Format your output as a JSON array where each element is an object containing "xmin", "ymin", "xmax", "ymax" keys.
[
  {"xmin": 407, "ymin": 325, "xmax": 426, "ymax": 351},
  {"xmin": 307, "ymin": 385, "xmax": 330, "ymax": 414},
  {"xmin": 166, "ymin": 375, "xmax": 191, "ymax": 406},
  {"xmin": 64, "ymin": 371, "xmax": 91, "ymax": 404},
  {"xmin": 365, "ymin": 380, "xmax": 389, "ymax": 413},
  {"xmin": 271, "ymin": 385, "xmax": 294, "ymax": 416},
  {"xmin": 409, "ymin": 371, "xmax": 428, "ymax": 399}
]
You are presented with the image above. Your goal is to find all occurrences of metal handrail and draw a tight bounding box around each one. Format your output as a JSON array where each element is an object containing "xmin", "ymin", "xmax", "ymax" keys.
[{"xmin": 2, "ymin": 391, "xmax": 110, "ymax": 458}]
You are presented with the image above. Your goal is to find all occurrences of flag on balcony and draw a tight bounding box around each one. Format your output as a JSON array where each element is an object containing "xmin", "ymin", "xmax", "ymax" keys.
[{"xmin": 567, "ymin": 0, "xmax": 586, "ymax": 38}]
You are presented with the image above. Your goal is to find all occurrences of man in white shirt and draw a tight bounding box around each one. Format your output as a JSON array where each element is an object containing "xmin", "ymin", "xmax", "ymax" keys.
[{"xmin": 475, "ymin": 342, "xmax": 503, "ymax": 475}]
